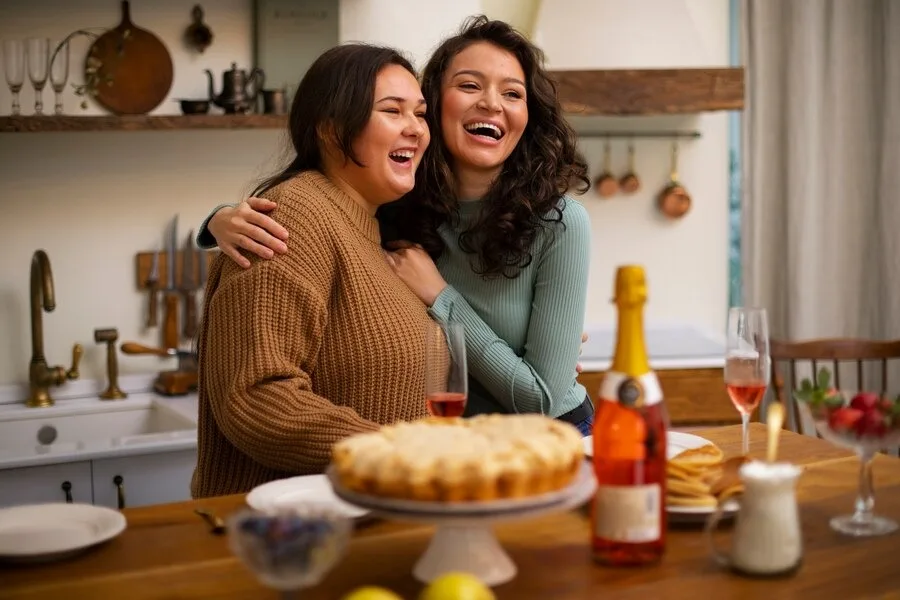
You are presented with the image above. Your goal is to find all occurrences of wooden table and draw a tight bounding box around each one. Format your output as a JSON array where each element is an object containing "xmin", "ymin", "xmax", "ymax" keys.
[{"xmin": 3, "ymin": 423, "xmax": 900, "ymax": 599}]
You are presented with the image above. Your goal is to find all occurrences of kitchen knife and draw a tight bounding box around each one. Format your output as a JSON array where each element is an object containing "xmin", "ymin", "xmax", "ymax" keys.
[
  {"xmin": 145, "ymin": 249, "xmax": 159, "ymax": 328},
  {"xmin": 162, "ymin": 216, "xmax": 180, "ymax": 350},
  {"xmin": 182, "ymin": 230, "xmax": 197, "ymax": 339}
]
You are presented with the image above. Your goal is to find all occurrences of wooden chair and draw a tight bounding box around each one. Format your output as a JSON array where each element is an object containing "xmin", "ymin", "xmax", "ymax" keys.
[{"xmin": 769, "ymin": 339, "xmax": 900, "ymax": 448}]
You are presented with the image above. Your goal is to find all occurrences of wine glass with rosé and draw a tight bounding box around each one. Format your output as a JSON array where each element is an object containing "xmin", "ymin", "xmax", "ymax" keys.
[
  {"xmin": 725, "ymin": 307, "xmax": 771, "ymax": 455},
  {"xmin": 425, "ymin": 319, "xmax": 468, "ymax": 418}
]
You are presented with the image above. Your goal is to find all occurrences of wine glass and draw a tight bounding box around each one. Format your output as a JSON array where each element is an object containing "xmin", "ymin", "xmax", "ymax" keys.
[
  {"xmin": 49, "ymin": 39, "xmax": 69, "ymax": 115},
  {"xmin": 725, "ymin": 307, "xmax": 770, "ymax": 455},
  {"xmin": 3, "ymin": 39, "xmax": 25, "ymax": 115},
  {"xmin": 424, "ymin": 319, "xmax": 468, "ymax": 418},
  {"xmin": 26, "ymin": 37, "xmax": 49, "ymax": 115}
]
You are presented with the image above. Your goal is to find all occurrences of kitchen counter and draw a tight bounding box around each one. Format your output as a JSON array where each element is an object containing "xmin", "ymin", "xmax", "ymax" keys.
[
  {"xmin": 3, "ymin": 424, "xmax": 900, "ymax": 599},
  {"xmin": 579, "ymin": 322, "xmax": 725, "ymax": 371}
]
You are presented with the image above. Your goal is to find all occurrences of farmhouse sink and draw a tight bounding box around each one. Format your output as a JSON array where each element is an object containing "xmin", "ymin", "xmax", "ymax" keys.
[{"xmin": 0, "ymin": 395, "xmax": 196, "ymax": 455}]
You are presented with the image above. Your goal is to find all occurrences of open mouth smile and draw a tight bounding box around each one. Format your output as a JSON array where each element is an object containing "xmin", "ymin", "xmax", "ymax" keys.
[
  {"xmin": 388, "ymin": 149, "xmax": 416, "ymax": 164},
  {"xmin": 463, "ymin": 121, "xmax": 505, "ymax": 141}
]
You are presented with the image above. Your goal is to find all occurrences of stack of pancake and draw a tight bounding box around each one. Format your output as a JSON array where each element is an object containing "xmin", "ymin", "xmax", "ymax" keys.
[{"xmin": 666, "ymin": 444, "xmax": 746, "ymax": 508}]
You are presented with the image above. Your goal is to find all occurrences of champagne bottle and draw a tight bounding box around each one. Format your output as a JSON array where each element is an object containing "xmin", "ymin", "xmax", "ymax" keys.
[{"xmin": 591, "ymin": 265, "xmax": 669, "ymax": 566}]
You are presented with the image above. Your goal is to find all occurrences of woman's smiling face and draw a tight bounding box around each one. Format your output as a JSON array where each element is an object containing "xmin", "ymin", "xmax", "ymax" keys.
[{"xmin": 439, "ymin": 41, "xmax": 529, "ymax": 179}]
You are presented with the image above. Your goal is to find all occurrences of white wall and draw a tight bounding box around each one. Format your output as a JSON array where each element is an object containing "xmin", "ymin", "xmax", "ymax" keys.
[
  {"xmin": 0, "ymin": 0, "xmax": 282, "ymax": 388},
  {"xmin": 533, "ymin": 0, "xmax": 731, "ymax": 330},
  {"xmin": 0, "ymin": 0, "xmax": 732, "ymax": 388}
]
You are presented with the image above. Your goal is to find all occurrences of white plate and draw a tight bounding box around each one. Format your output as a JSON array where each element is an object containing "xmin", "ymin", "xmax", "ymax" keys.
[
  {"xmin": 246, "ymin": 474, "xmax": 369, "ymax": 520},
  {"xmin": 0, "ymin": 503, "xmax": 126, "ymax": 563},
  {"xmin": 583, "ymin": 431, "xmax": 740, "ymax": 521},
  {"xmin": 582, "ymin": 430, "xmax": 711, "ymax": 460}
]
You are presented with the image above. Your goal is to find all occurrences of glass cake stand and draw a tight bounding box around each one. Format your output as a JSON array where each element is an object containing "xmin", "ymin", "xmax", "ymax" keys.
[{"xmin": 327, "ymin": 462, "xmax": 596, "ymax": 586}]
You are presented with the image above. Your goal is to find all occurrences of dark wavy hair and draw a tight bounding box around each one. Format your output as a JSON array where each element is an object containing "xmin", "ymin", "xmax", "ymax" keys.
[
  {"xmin": 252, "ymin": 44, "xmax": 417, "ymax": 196},
  {"xmin": 379, "ymin": 15, "xmax": 589, "ymax": 278}
]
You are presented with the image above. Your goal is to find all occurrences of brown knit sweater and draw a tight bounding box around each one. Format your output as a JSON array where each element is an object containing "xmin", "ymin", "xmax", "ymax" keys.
[{"xmin": 191, "ymin": 170, "xmax": 431, "ymax": 498}]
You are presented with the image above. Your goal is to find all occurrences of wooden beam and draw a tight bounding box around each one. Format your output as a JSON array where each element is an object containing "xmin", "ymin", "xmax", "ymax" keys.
[{"xmin": 550, "ymin": 67, "xmax": 744, "ymax": 116}]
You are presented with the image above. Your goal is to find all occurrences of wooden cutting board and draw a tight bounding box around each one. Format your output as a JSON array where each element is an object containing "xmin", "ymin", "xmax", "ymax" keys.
[{"xmin": 86, "ymin": 0, "xmax": 174, "ymax": 115}]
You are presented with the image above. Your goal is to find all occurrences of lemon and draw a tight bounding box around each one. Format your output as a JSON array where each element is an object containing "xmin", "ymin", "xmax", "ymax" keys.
[
  {"xmin": 418, "ymin": 572, "xmax": 496, "ymax": 600},
  {"xmin": 342, "ymin": 586, "xmax": 404, "ymax": 600}
]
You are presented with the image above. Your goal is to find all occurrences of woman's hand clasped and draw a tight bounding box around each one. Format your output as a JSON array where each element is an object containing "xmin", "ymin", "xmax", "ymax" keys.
[
  {"xmin": 208, "ymin": 197, "xmax": 290, "ymax": 268},
  {"xmin": 385, "ymin": 242, "xmax": 448, "ymax": 307}
]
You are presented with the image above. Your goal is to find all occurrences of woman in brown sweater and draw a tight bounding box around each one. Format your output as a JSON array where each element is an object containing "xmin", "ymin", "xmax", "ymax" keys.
[{"xmin": 191, "ymin": 44, "xmax": 432, "ymax": 498}]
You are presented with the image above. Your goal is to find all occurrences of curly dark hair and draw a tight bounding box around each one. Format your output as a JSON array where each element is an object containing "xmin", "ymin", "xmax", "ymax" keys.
[{"xmin": 379, "ymin": 15, "xmax": 589, "ymax": 278}]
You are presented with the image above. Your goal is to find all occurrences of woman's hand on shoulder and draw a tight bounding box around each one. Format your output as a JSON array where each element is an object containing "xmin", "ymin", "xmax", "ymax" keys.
[
  {"xmin": 209, "ymin": 197, "xmax": 290, "ymax": 269},
  {"xmin": 384, "ymin": 242, "xmax": 447, "ymax": 307}
]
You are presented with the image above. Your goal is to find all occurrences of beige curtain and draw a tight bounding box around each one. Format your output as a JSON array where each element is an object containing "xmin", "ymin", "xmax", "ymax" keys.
[{"xmin": 742, "ymin": 0, "xmax": 900, "ymax": 343}]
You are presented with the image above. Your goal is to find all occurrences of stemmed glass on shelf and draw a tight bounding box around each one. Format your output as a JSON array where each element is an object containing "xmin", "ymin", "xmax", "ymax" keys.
[
  {"xmin": 724, "ymin": 307, "xmax": 771, "ymax": 455},
  {"xmin": 3, "ymin": 39, "xmax": 25, "ymax": 115},
  {"xmin": 424, "ymin": 319, "xmax": 468, "ymax": 418},
  {"xmin": 26, "ymin": 37, "xmax": 49, "ymax": 115},
  {"xmin": 49, "ymin": 39, "xmax": 69, "ymax": 115}
]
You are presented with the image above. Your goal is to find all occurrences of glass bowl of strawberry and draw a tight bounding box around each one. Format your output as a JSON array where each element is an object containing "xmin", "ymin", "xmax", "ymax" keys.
[{"xmin": 794, "ymin": 371, "xmax": 900, "ymax": 536}]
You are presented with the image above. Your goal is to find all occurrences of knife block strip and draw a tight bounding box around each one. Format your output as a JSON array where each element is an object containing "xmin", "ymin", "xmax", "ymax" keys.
[{"xmin": 135, "ymin": 250, "xmax": 218, "ymax": 290}]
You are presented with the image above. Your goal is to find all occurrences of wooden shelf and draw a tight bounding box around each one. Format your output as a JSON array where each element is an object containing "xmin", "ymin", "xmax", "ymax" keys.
[
  {"xmin": 549, "ymin": 67, "xmax": 745, "ymax": 116},
  {"xmin": 0, "ymin": 68, "xmax": 745, "ymax": 132},
  {"xmin": 0, "ymin": 113, "xmax": 287, "ymax": 133}
]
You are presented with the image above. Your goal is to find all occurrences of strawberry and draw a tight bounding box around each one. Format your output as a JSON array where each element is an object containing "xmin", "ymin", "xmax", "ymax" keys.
[
  {"xmin": 828, "ymin": 407, "xmax": 864, "ymax": 434},
  {"xmin": 850, "ymin": 392, "xmax": 881, "ymax": 412},
  {"xmin": 854, "ymin": 409, "xmax": 888, "ymax": 437}
]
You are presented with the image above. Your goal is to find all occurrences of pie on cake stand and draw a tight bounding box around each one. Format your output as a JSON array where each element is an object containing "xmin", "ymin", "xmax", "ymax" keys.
[{"xmin": 326, "ymin": 415, "xmax": 596, "ymax": 586}]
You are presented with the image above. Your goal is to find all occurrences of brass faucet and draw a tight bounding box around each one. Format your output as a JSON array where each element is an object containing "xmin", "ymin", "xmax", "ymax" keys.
[{"xmin": 28, "ymin": 250, "xmax": 82, "ymax": 408}]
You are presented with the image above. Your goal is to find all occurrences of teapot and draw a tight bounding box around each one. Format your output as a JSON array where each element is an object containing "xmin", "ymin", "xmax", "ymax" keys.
[{"xmin": 204, "ymin": 62, "xmax": 265, "ymax": 114}]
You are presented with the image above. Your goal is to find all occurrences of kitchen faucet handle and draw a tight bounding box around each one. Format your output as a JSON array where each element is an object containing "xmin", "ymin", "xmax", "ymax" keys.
[{"xmin": 66, "ymin": 343, "xmax": 83, "ymax": 380}]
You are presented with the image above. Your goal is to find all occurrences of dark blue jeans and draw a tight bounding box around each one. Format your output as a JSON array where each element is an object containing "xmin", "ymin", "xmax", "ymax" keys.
[{"xmin": 573, "ymin": 415, "xmax": 593, "ymax": 437}]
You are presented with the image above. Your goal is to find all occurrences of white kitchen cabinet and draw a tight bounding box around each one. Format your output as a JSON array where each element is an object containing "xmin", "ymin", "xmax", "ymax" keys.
[
  {"xmin": 91, "ymin": 449, "xmax": 196, "ymax": 509},
  {"xmin": 0, "ymin": 461, "xmax": 93, "ymax": 507}
]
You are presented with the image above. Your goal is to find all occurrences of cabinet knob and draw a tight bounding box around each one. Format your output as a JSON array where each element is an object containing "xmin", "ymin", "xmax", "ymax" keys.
[
  {"xmin": 61, "ymin": 480, "xmax": 73, "ymax": 503},
  {"xmin": 113, "ymin": 475, "xmax": 126, "ymax": 510}
]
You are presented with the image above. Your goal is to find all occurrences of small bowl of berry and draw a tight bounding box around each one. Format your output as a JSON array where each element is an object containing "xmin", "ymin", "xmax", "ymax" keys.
[
  {"xmin": 794, "ymin": 368, "xmax": 900, "ymax": 537},
  {"xmin": 227, "ymin": 504, "xmax": 352, "ymax": 595}
]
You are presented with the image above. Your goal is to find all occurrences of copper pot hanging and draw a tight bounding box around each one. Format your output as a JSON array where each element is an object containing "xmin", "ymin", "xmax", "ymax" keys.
[
  {"xmin": 619, "ymin": 140, "xmax": 640, "ymax": 194},
  {"xmin": 656, "ymin": 141, "xmax": 691, "ymax": 219},
  {"xmin": 594, "ymin": 139, "xmax": 618, "ymax": 198}
]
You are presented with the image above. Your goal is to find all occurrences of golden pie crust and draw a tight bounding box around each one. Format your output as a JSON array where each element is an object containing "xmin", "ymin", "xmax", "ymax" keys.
[{"xmin": 331, "ymin": 415, "xmax": 585, "ymax": 502}]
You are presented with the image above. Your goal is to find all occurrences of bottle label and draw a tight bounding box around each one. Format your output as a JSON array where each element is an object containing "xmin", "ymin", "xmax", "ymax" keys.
[
  {"xmin": 593, "ymin": 483, "xmax": 661, "ymax": 543},
  {"xmin": 600, "ymin": 371, "xmax": 663, "ymax": 407}
]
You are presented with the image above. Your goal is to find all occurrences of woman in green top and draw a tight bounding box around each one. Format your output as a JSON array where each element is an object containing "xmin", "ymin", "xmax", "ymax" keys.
[{"xmin": 197, "ymin": 16, "xmax": 595, "ymax": 435}]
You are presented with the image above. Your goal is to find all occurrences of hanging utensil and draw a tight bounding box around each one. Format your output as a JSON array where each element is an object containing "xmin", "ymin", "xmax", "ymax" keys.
[
  {"xmin": 594, "ymin": 138, "xmax": 618, "ymax": 198},
  {"xmin": 656, "ymin": 141, "xmax": 692, "ymax": 219},
  {"xmin": 86, "ymin": 1, "xmax": 174, "ymax": 115},
  {"xmin": 618, "ymin": 140, "xmax": 640, "ymax": 194},
  {"xmin": 184, "ymin": 5, "xmax": 214, "ymax": 53}
]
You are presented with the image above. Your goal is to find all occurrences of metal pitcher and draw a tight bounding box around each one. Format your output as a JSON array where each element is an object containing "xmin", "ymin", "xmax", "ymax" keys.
[{"xmin": 204, "ymin": 62, "xmax": 265, "ymax": 114}]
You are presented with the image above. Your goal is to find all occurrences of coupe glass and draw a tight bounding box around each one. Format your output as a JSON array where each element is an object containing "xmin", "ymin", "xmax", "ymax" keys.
[
  {"xmin": 228, "ymin": 505, "xmax": 351, "ymax": 599},
  {"xmin": 26, "ymin": 37, "xmax": 49, "ymax": 115},
  {"xmin": 800, "ymin": 399, "xmax": 900, "ymax": 537},
  {"xmin": 3, "ymin": 39, "xmax": 25, "ymax": 115},
  {"xmin": 424, "ymin": 318, "xmax": 468, "ymax": 418},
  {"xmin": 725, "ymin": 307, "xmax": 770, "ymax": 455},
  {"xmin": 49, "ymin": 39, "xmax": 69, "ymax": 115}
]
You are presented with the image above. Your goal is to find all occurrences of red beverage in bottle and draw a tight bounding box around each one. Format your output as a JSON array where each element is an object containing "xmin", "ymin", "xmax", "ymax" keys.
[
  {"xmin": 591, "ymin": 266, "xmax": 669, "ymax": 567},
  {"xmin": 426, "ymin": 392, "xmax": 467, "ymax": 417},
  {"xmin": 726, "ymin": 381, "xmax": 767, "ymax": 414}
]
